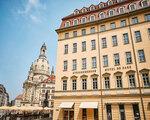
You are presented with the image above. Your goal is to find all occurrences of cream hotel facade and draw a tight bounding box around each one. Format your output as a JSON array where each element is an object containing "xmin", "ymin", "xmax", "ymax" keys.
[{"xmin": 54, "ymin": 0, "xmax": 150, "ymax": 120}]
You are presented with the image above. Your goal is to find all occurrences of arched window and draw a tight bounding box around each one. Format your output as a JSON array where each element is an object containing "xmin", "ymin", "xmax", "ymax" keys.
[
  {"xmin": 99, "ymin": 3, "xmax": 104, "ymax": 8},
  {"xmin": 90, "ymin": 15, "xmax": 95, "ymax": 22},
  {"xmin": 99, "ymin": 12, "xmax": 105, "ymax": 19},
  {"xmin": 73, "ymin": 19, "xmax": 78, "ymax": 25},
  {"xmin": 82, "ymin": 8, "xmax": 87, "ymax": 13},
  {"xmin": 65, "ymin": 21, "xmax": 70, "ymax": 27},
  {"xmin": 119, "ymin": 7, "xmax": 125, "ymax": 14},
  {"xmin": 117, "ymin": 0, "xmax": 124, "ymax": 3},
  {"xmin": 139, "ymin": 69, "xmax": 150, "ymax": 87},
  {"xmin": 108, "ymin": 0, "xmax": 113, "ymax": 6},
  {"xmin": 74, "ymin": 9, "xmax": 79, "ymax": 15},
  {"xmin": 109, "ymin": 10, "xmax": 115, "ymax": 17},
  {"xmin": 141, "ymin": 0, "xmax": 148, "ymax": 7},
  {"xmin": 81, "ymin": 17, "xmax": 87, "ymax": 24},
  {"xmin": 102, "ymin": 73, "xmax": 111, "ymax": 89},
  {"xmin": 129, "ymin": 3, "xmax": 136, "ymax": 11},
  {"xmin": 90, "ymin": 5, "xmax": 95, "ymax": 11}
]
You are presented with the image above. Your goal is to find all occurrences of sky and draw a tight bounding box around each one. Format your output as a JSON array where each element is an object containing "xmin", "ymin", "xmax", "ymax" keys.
[{"xmin": 0, "ymin": 0, "xmax": 106, "ymax": 100}]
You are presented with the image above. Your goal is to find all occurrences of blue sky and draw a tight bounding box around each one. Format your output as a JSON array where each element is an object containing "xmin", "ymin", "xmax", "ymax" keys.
[{"xmin": 0, "ymin": 0, "xmax": 106, "ymax": 100}]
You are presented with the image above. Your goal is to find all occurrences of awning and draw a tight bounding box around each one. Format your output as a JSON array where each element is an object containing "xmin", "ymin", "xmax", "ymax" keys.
[
  {"xmin": 59, "ymin": 102, "xmax": 74, "ymax": 108},
  {"xmin": 79, "ymin": 102, "xmax": 98, "ymax": 109}
]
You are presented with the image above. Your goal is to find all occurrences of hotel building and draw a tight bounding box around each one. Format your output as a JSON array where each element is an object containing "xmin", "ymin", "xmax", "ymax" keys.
[{"xmin": 54, "ymin": 0, "xmax": 150, "ymax": 120}]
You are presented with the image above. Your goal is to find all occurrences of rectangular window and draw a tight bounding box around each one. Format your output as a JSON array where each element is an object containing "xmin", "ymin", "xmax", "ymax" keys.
[
  {"xmin": 114, "ymin": 53, "xmax": 120, "ymax": 65},
  {"xmin": 145, "ymin": 14, "xmax": 150, "ymax": 21},
  {"xmin": 82, "ymin": 109, "xmax": 87, "ymax": 120},
  {"xmin": 119, "ymin": 104, "xmax": 126, "ymax": 120},
  {"xmin": 103, "ymin": 55, "xmax": 108, "ymax": 67},
  {"xmin": 94, "ymin": 109, "xmax": 98, "ymax": 120},
  {"xmin": 65, "ymin": 33, "xmax": 69, "ymax": 39},
  {"xmin": 64, "ymin": 44, "xmax": 68, "ymax": 54},
  {"xmin": 82, "ymin": 41, "xmax": 86, "ymax": 52},
  {"xmin": 126, "ymin": 52, "xmax": 132, "ymax": 64},
  {"xmin": 91, "ymin": 40, "xmax": 96, "ymax": 50},
  {"xmin": 82, "ymin": 29, "xmax": 86, "ymax": 35},
  {"xmin": 72, "ymin": 80, "xmax": 77, "ymax": 90},
  {"xmin": 73, "ymin": 31, "xmax": 77, "ymax": 37},
  {"xmin": 129, "ymin": 74, "xmax": 136, "ymax": 88},
  {"xmin": 116, "ymin": 76, "xmax": 122, "ymax": 88},
  {"xmin": 142, "ymin": 73, "xmax": 150, "ymax": 87},
  {"xmin": 105, "ymin": 77, "xmax": 110, "ymax": 89},
  {"xmin": 93, "ymin": 78, "xmax": 98, "ymax": 90},
  {"xmin": 102, "ymin": 38, "xmax": 107, "ymax": 48},
  {"xmin": 100, "ymin": 25, "xmax": 106, "ymax": 32},
  {"xmin": 82, "ymin": 58, "xmax": 87, "ymax": 69},
  {"xmin": 132, "ymin": 17, "xmax": 138, "ymax": 24},
  {"xmin": 135, "ymin": 31, "xmax": 142, "ymax": 42},
  {"xmin": 120, "ymin": 20, "xmax": 126, "ymax": 27},
  {"xmin": 112, "ymin": 35, "xmax": 118, "ymax": 46},
  {"xmin": 63, "ymin": 80, "xmax": 67, "ymax": 91},
  {"xmin": 106, "ymin": 104, "xmax": 112, "ymax": 120},
  {"xmin": 132, "ymin": 104, "xmax": 141, "ymax": 120},
  {"xmin": 63, "ymin": 60, "xmax": 68, "ymax": 71},
  {"xmin": 72, "ymin": 59, "xmax": 77, "ymax": 71},
  {"xmin": 148, "ymin": 28, "xmax": 150, "ymax": 38},
  {"xmin": 123, "ymin": 33, "xmax": 129, "ymax": 44},
  {"xmin": 138, "ymin": 49, "xmax": 145, "ymax": 62},
  {"xmin": 110, "ymin": 22, "xmax": 116, "ymax": 29},
  {"xmin": 73, "ymin": 43, "xmax": 77, "ymax": 53},
  {"xmin": 92, "ymin": 57, "xmax": 97, "ymax": 68},
  {"xmin": 90, "ymin": 27, "xmax": 95, "ymax": 33},
  {"xmin": 82, "ymin": 79, "xmax": 87, "ymax": 90}
]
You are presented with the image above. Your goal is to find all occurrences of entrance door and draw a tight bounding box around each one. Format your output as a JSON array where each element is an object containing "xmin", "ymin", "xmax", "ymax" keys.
[{"xmin": 63, "ymin": 110, "xmax": 74, "ymax": 120}]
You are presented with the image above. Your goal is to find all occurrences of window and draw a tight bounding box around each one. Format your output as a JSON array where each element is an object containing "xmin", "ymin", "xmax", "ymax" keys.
[
  {"xmin": 91, "ymin": 39, "xmax": 96, "ymax": 50},
  {"xmin": 109, "ymin": 10, "xmax": 114, "ymax": 17},
  {"xmin": 82, "ymin": 29, "xmax": 86, "ymax": 35},
  {"xmin": 148, "ymin": 28, "xmax": 150, "ymax": 38},
  {"xmin": 93, "ymin": 78, "xmax": 98, "ymax": 90},
  {"xmin": 74, "ymin": 9, "xmax": 79, "ymax": 15},
  {"xmin": 72, "ymin": 59, "xmax": 77, "ymax": 70},
  {"xmin": 82, "ymin": 41, "xmax": 86, "ymax": 52},
  {"xmin": 141, "ymin": 0, "xmax": 148, "ymax": 7},
  {"xmin": 99, "ymin": 3, "xmax": 104, "ymax": 8},
  {"xmin": 106, "ymin": 104, "xmax": 112, "ymax": 120},
  {"xmin": 132, "ymin": 104, "xmax": 141, "ymax": 120},
  {"xmin": 92, "ymin": 57, "xmax": 97, "ymax": 68},
  {"xmin": 90, "ymin": 27, "xmax": 95, "ymax": 33},
  {"xmin": 123, "ymin": 33, "xmax": 129, "ymax": 44},
  {"xmin": 99, "ymin": 12, "xmax": 105, "ymax": 19},
  {"xmin": 119, "ymin": 104, "xmax": 126, "ymax": 120},
  {"xmin": 103, "ymin": 55, "xmax": 108, "ymax": 67},
  {"xmin": 42, "ymin": 89, "xmax": 45, "ymax": 93},
  {"xmin": 116, "ymin": 76, "xmax": 122, "ymax": 88},
  {"xmin": 129, "ymin": 74, "xmax": 136, "ymax": 88},
  {"xmin": 104, "ymin": 77, "xmax": 110, "ymax": 89},
  {"xmin": 65, "ymin": 33, "xmax": 69, "ymax": 39},
  {"xmin": 73, "ymin": 19, "xmax": 78, "ymax": 25},
  {"xmin": 82, "ymin": 8, "xmax": 87, "ymax": 13},
  {"xmin": 64, "ymin": 44, "xmax": 68, "ymax": 54},
  {"xmin": 90, "ymin": 5, "xmax": 95, "ymax": 11},
  {"xmin": 110, "ymin": 22, "xmax": 116, "ymax": 29},
  {"xmin": 138, "ymin": 50, "xmax": 145, "ymax": 62},
  {"xmin": 126, "ymin": 52, "xmax": 132, "ymax": 64},
  {"xmin": 81, "ymin": 17, "xmax": 86, "ymax": 24},
  {"xmin": 100, "ymin": 25, "xmax": 106, "ymax": 32},
  {"xmin": 129, "ymin": 4, "xmax": 136, "ymax": 11},
  {"xmin": 72, "ymin": 80, "xmax": 77, "ymax": 90},
  {"xmin": 145, "ymin": 14, "xmax": 150, "ymax": 21},
  {"xmin": 120, "ymin": 20, "xmax": 126, "ymax": 27},
  {"xmin": 135, "ymin": 31, "xmax": 142, "ymax": 42},
  {"xmin": 82, "ymin": 79, "xmax": 87, "ymax": 90},
  {"xmin": 142, "ymin": 73, "xmax": 150, "ymax": 87},
  {"xmin": 73, "ymin": 31, "xmax": 77, "ymax": 37},
  {"xmin": 119, "ymin": 7, "xmax": 125, "ymax": 14},
  {"xmin": 63, "ymin": 80, "xmax": 67, "ymax": 91},
  {"xmin": 65, "ymin": 21, "xmax": 70, "ymax": 27},
  {"xmin": 41, "ymin": 65, "xmax": 44, "ymax": 70},
  {"xmin": 108, "ymin": 1, "xmax": 113, "ymax": 5},
  {"xmin": 132, "ymin": 17, "xmax": 138, "ymax": 24},
  {"xmin": 63, "ymin": 60, "xmax": 68, "ymax": 71},
  {"xmin": 102, "ymin": 38, "xmax": 107, "ymax": 48},
  {"xmin": 90, "ymin": 15, "xmax": 95, "ymax": 22},
  {"xmin": 82, "ymin": 109, "xmax": 87, "ymax": 120},
  {"xmin": 112, "ymin": 35, "xmax": 118, "ymax": 46},
  {"xmin": 94, "ymin": 109, "xmax": 98, "ymax": 120},
  {"xmin": 82, "ymin": 58, "xmax": 87, "ymax": 69},
  {"xmin": 73, "ymin": 43, "xmax": 77, "ymax": 53}
]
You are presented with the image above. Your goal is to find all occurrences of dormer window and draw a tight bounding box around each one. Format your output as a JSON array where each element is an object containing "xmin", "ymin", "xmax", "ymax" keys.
[
  {"xmin": 109, "ymin": 10, "xmax": 115, "ymax": 17},
  {"xmin": 74, "ymin": 9, "xmax": 79, "ymax": 15},
  {"xmin": 81, "ymin": 17, "xmax": 87, "ymax": 24},
  {"xmin": 82, "ymin": 8, "xmax": 87, "ymax": 13},
  {"xmin": 129, "ymin": 3, "xmax": 136, "ymax": 11},
  {"xmin": 65, "ymin": 21, "xmax": 70, "ymax": 27},
  {"xmin": 117, "ymin": 0, "xmax": 124, "ymax": 3},
  {"xmin": 99, "ymin": 3, "xmax": 104, "ymax": 8},
  {"xmin": 99, "ymin": 12, "xmax": 105, "ymax": 19},
  {"xmin": 141, "ymin": 0, "xmax": 148, "ymax": 7},
  {"xmin": 108, "ymin": 0, "xmax": 113, "ymax": 6},
  {"xmin": 90, "ymin": 15, "xmax": 95, "ymax": 22},
  {"xmin": 119, "ymin": 7, "xmax": 125, "ymax": 14},
  {"xmin": 73, "ymin": 19, "xmax": 78, "ymax": 25},
  {"xmin": 90, "ymin": 5, "xmax": 95, "ymax": 11}
]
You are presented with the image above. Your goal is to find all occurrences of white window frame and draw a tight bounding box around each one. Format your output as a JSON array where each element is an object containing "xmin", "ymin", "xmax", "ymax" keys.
[
  {"xmin": 81, "ymin": 17, "xmax": 87, "ymax": 24},
  {"xmin": 109, "ymin": 9, "xmax": 115, "ymax": 17},
  {"xmin": 119, "ymin": 7, "xmax": 125, "ymax": 14},
  {"xmin": 90, "ymin": 15, "xmax": 95, "ymax": 22},
  {"xmin": 141, "ymin": 0, "xmax": 148, "ymax": 7},
  {"xmin": 65, "ymin": 21, "xmax": 70, "ymax": 27},
  {"xmin": 73, "ymin": 19, "xmax": 78, "ymax": 25},
  {"xmin": 99, "ymin": 12, "xmax": 105, "ymax": 19},
  {"xmin": 129, "ymin": 3, "xmax": 136, "ymax": 11}
]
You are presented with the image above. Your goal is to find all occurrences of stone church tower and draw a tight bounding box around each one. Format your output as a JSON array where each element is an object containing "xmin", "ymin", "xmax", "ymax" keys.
[{"xmin": 21, "ymin": 43, "xmax": 55, "ymax": 107}]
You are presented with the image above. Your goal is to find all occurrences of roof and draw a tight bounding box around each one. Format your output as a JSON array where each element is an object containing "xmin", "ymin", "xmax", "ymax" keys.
[
  {"xmin": 15, "ymin": 94, "xmax": 23, "ymax": 100},
  {"xmin": 41, "ymin": 75, "xmax": 55, "ymax": 83}
]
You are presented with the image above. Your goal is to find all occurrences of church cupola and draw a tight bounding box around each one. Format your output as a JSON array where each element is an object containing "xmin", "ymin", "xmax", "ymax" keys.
[{"xmin": 39, "ymin": 43, "xmax": 47, "ymax": 59}]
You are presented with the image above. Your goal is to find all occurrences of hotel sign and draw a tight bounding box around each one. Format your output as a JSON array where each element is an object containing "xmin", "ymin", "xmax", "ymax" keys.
[
  {"xmin": 73, "ymin": 70, "xmax": 96, "ymax": 74},
  {"xmin": 105, "ymin": 66, "xmax": 131, "ymax": 71}
]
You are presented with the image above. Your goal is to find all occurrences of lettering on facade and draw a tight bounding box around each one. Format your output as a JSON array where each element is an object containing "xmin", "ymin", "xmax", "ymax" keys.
[
  {"xmin": 73, "ymin": 70, "xmax": 96, "ymax": 74},
  {"xmin": 105, "ymin": 66, "xmax": 131, "ymax": 72}
]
